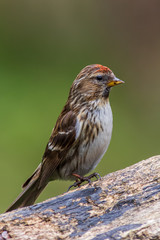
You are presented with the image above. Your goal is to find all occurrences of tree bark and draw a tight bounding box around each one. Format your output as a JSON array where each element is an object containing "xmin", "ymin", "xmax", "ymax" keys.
[{"xmin": 0, "ymin": 155, "xmax": 160, "ymax": 240}]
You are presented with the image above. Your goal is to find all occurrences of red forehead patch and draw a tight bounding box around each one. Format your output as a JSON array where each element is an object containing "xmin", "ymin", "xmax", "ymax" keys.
[{"xmin": 95, "ymin": 64, "xmax": 111, "ymax": 73}]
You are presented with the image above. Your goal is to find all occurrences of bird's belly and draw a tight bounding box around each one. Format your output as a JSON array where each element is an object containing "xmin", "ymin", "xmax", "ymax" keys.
[
  {"xmin": 83, "ymin": 126, "xmax": 112, "ymax": 174},
  {"xmin": 58, "ymin": 102, "xmax": 113, "ymax": 180}
]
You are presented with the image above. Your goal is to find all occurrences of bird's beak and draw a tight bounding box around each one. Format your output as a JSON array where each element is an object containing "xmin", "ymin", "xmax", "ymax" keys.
[{"xmin": 107, "ymin": 77, "xmax": 125, "ymax": 87}]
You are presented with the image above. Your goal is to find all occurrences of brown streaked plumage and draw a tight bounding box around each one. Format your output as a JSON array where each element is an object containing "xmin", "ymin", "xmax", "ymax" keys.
[{"xmin": 6, "ymin": 64, "xmax": 124, "ymax": 212}]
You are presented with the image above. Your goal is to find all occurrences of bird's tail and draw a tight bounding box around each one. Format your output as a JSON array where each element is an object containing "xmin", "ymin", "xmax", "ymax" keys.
[{"xmin": 6, "ymin": 164, "xmax": 47, "ymax": 212}]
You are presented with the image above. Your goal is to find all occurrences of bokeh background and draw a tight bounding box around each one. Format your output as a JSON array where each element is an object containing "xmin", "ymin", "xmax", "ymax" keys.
[{"xmin": 0, "ymin": 0, "xmax": 160, "ymax": 213}]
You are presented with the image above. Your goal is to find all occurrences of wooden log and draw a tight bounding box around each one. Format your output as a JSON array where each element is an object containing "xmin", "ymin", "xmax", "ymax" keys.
[{"xmin": 0, "ymin": 155, "xmax": 160, "ymax": 240}]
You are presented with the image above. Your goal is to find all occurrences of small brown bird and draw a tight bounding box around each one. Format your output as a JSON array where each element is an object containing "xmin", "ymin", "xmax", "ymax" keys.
[{"xmin": 6, "ymin": 64, "xmax": 124, "ymax": 212}]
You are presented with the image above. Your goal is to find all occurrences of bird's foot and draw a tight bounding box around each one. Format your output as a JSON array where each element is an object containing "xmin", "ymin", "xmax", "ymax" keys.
[{"xmin": 67, "ymin": 172, "xmax": 101, "ymax": 191}]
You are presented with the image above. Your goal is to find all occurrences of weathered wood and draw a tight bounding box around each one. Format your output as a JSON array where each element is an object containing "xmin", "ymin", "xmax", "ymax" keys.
[{"xmin": 0, "ymin": 155, "xmax": 160, "ymax": 240}]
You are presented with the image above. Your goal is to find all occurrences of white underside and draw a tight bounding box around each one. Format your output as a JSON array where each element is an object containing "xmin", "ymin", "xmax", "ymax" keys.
[
  {"xmin": 77, "ymin": 101, "xmax": 113, "ymax": 175},
  {"xmin": 58, "ymin": 101, "xmax": 113, "ymax": 179}
]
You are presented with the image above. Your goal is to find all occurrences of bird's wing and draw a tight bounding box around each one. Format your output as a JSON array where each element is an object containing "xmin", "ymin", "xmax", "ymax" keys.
[{"xmin": 38, "ymin": 109, "xmax": 78, "ymax": 187}]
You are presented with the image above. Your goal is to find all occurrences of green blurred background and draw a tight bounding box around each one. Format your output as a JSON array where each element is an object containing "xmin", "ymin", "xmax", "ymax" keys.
[{"xmin": 0, "ymin": 0, "xmax": 160, "ymax": 213}]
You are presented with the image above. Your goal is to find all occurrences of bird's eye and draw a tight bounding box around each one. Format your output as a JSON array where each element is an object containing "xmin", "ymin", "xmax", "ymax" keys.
[{"xmin": 96, "ymin": 75, "xmax": 103, "ymax": 81}]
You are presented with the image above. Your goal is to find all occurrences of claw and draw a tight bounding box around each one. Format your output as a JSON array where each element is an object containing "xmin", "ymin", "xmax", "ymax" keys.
[{"xmin": 67, "ymin": 172, "xmax": 101, "ymax": 191}]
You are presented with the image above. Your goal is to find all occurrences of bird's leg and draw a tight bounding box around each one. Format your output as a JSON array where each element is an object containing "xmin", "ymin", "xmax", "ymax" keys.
[{"xmin": 67, "ymin": 172, "xmax": 101, "ymax": 191}]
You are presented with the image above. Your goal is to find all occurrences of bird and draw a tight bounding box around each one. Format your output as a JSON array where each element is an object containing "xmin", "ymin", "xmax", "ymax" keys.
[{"xmin": 6, "ymin": 64, "xmax": 124, "ymax": 212}]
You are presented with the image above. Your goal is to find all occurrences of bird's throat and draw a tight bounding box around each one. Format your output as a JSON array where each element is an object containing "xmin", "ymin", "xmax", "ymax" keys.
[{"xmin": 102, "ymin": 87, "xmax": 110, "ymax": 99}]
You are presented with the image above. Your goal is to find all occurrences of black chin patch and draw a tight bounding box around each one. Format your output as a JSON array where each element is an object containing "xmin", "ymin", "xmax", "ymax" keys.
[{"xmin": 102, "ymin": 87, "xmax": 110, "ymax": 98}]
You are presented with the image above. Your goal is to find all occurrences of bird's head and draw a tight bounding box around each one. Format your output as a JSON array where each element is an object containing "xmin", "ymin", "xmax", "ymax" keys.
[
  {"xmin": 69, "ymin": 64, "xmax": 124, "ymax": 109},
  {"xmin": 72, "ymin": 64, "xmax": 124, "ymax": 99}
]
